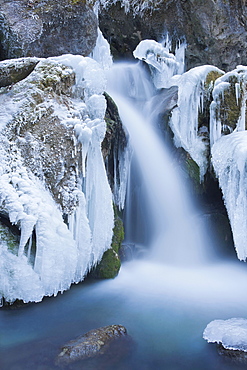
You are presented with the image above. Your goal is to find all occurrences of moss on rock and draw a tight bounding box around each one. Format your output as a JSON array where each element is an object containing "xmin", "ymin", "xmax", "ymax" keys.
[
  {"xmin": 0, "ymin": 219, "xmax": 19, "ymax": 254},
  {"xmin": 91, "ymin": 207, "xmax": 124, "ymax": 279}
]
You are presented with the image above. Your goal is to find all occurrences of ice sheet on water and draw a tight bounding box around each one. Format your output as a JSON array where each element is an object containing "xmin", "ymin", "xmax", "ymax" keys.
[
  {"xmin": 212, "ymin": 131, "xmax": 247, "ymax": 261},
  {"xmin": 203, "ymin": 318, "xmax": 247, "ymax": 352}
]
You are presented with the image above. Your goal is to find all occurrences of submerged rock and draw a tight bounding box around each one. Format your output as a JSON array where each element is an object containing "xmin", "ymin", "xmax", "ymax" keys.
[
  {"xmin": 57, "ymin": 325, "xmax": 128, "ymax": 364},
  {"xmin": 217, "ymin": 344, "xmax": 247, "ymax": 365}
]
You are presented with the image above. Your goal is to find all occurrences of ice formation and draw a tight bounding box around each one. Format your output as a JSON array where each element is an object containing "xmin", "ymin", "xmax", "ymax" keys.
[
  {"xmin": 169, "ymin": 65, "xmax": 223, "ymax": 179},
  {"xmin": 212, "ymin": 131, "xmax": 247, "ymax": 261},
  {"xmin": 0, "ymin": 54, "xmax": 114, "ymax": 303},
  {"xmin": 90, "ymin": 0, "xmax": 163, "ymax": 15},
  {"xmin": 210, "ymin": 65, "xmax": 247, "ymax": 148},
  {"xmin": 90, "ymin": 28, "xmax": 113, "ymax": 70},
  {"xmin": 203, "ymin": 318, "xmax": 247, "ymax": 352},
  {"xmin": 132, "ymin": 41, "xmax": 223, "ymax": 179},
  {"xmin": 133, "ymin": 39, "xmax": 186, "ymax": 88}
]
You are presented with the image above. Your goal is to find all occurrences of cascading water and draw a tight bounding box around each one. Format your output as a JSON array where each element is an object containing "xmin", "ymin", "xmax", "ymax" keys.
[
  {"xmin": 3, "ymin": 36, "xmax": 247, "ymax": 370},
  {"xmin": 107, "ymin": 61, "xmax": 212, "ymax": 264}
]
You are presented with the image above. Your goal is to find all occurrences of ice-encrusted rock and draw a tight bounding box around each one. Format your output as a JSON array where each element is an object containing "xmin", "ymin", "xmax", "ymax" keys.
[
  {"xmin": 210, "ymin": 65, "xmax": 247, "ymax": 148},
  {"xmin": 203, "ymin": 318, "xmax": 247, "ymax": 353},
  {"xmin": 0, "ymin": 54, "xmax": 114, "ymax": 304}
]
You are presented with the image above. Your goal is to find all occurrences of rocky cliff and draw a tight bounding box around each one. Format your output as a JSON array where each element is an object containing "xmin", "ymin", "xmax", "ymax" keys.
[{"xmin": 99, "ymin": 0, "xmax": 247, "ymax": 71}]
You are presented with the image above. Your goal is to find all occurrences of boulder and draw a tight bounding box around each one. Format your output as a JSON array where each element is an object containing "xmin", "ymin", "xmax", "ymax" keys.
[
  {"xmin": 57, "ymin": 325, "xmax": 128, "ymax": 364},
  {"xmin": 0, "ymin": 0, "xmax": 98, "ymax": 60}
]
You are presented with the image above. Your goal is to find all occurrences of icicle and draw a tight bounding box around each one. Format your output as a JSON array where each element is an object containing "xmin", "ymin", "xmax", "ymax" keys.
[
  {"xmin": 169, "ymin": 65, "xmax": 223, "ymax": 180},
  {"xmin": 212, "ymin": 131, "xmax": 247, "ymax": 260},
  {"xmin": 18, "ymin": 215, "xmax": 37, "ymax": 256}
]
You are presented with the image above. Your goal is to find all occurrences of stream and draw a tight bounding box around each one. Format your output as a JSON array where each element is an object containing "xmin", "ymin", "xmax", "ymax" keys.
[{"xmin": 1, "ymin": 60, "xmax": 247, "ymax": 370}]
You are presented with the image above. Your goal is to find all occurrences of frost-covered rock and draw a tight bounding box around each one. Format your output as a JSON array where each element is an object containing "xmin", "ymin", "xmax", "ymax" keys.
[
  {"xmin": 203, "ymin": 318, "xmax": 247, "ymax": 353},
  {"xmin": 0, "ymin": 0, "xmax": 98, "ymax": 60},
  {"xmin": 0, "ymin": 57, "xmax": 39, "ymax": 87},
  {"xmin": 0, "ymin": 55, "xmax": 114, "ymax": 304}
]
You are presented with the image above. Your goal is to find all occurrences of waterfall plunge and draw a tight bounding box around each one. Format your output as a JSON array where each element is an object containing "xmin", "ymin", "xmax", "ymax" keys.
[{"xmin": 107, "ymin": 62, "xmax": 213, "ymax": 265}]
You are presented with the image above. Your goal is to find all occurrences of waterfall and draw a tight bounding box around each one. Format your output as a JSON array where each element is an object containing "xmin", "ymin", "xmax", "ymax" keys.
[{"xmin": 107, "ymin": 61, "xmax": 213, "ymax": 265}]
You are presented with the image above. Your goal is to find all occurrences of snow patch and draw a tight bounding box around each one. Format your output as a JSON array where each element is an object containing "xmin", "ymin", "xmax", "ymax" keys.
[{"xmin": 203, "ymin": 318, "xmax": 247, "ymax": 352}]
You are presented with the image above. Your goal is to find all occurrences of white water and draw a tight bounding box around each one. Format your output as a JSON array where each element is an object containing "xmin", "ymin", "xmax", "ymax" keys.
[
  {"xmin": 105, "ymin": 60, "xmax": 247, "ymax": 361},
  {"xmin": 2, "ymin": 46, "xmax": 247, "ymax": 370},
  {"xmin": 107, "ymin": 62, "xmax": 212, "ymax": 265}
]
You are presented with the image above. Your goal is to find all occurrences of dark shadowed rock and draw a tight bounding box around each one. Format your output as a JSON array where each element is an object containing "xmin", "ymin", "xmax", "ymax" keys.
[
  {"xmin": 217, "ymin": 343, "xmax": 247, "ymax": 365},
  {"xmin": 0, "ymin": 0, "xmax": 98, "ymax": 60},
  {"xmin": 99, "ymin": 0, "xmax": 247, "ymax": 72},
  {"xmin": 56, "ymin": 325, "xmax": 129, "ymax": 364}
]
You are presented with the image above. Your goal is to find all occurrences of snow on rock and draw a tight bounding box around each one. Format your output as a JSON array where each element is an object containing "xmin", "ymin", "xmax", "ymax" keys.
[
  {"xmin": 169, "ymin": 65, "xmax": 224, "ymax": 180},
  {"xmin": 212, "ymin": 131, "xmax": 247, "ymax": 261},
  {"xmin": 0, "ymin": 54, "xmax": 114, "ymax": 304},
  {"xmin": 203, "ymin": 318, "xmax": 247, "ymax": 352},
  {"xmin": 210, "ymin": 65, "xmax": 247, "ymax": 148},
  {"xmin": 133, "ymin": 39, "xmax": 185, "ymax": 88}
]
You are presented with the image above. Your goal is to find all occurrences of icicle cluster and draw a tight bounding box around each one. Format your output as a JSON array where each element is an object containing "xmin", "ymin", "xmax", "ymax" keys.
[
  {"xmin": 89, "ymin": 0, "xmax": 163, "ymax": 16},
  {"xmin": 212, "ymin": 131, "xmax": 247, "ymax": 261},
  {"xmin": 169, "ymin": 66, "xmax": 224, "ymax": 180},
  {"xmin": 133, "ymin": 39, "xmax": 186, "ymax": 89},
  {"xmin": 0, "ymin": 51, "xmax": 114, "ymax": 303},
  {"xmin": 210, "ymin": 65, "xmax": 247, "ymax": 148}
]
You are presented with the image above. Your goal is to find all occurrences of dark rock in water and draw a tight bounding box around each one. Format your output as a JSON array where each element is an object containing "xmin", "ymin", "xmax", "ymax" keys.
[
  {"xmin": 0, "ymin": 0, "xmax": 98, "ymax": 60},
  {"xmin": 56, "ymin": 325, "xmax": 128, "ymax": 364},
  {"xmin": 217, "ymin": 343, "xmax": 247, "ymax": 365}
]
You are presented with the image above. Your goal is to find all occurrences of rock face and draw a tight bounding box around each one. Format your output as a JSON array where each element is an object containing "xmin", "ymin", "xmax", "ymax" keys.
[
  {"xmin": 99, "ymin": 0, "xmax": 247, "ymax": 71},
  {"xmin": 57, "ymin": 325, "xmax": 128, "ymax": 364},
  {"xmin": 0, "ymin": 0, "xmax": 98, "ymax": 60}
]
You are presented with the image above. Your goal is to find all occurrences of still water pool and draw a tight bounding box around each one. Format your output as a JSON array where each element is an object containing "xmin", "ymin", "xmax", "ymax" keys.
[{"xmin": 1, "ymin": 258, "xmax": 247, "ymax": 370}]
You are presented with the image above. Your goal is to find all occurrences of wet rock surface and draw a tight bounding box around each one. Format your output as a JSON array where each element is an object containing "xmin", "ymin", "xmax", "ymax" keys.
[
  {"xmin": 217, "ymin": 343, "xmax": 247, "ymax": 365},
  {"xmin": 57, "ymin": 325, "xmax": 129, "ymax": 364}
]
